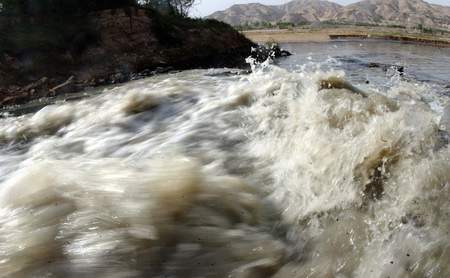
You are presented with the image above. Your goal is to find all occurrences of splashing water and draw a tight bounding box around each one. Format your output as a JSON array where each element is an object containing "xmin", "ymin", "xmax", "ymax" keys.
[{"xmin": 0, "ymin": 59, "xmax": 450, "ymax": 277}]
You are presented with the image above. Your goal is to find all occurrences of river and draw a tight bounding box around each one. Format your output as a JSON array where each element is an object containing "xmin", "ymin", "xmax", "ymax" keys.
[{"xmin": 0, "ymin": 40, "xmax": 450, "ymax": 277}]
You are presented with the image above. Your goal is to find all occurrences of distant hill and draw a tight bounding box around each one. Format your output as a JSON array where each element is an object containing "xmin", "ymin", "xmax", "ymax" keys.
[
  {"xmin": 278, "ymin": 0, "xmax": 342, "ymax": 23},
  {"xmin": 207, "ymin": 3, "xmax": 284, "ymax": 26},
  {"xmin": 208, "ymin": 0, "xmax": 450, "ymax": 29},
  {"xmin": 335, "ymin": 0, "xmax": 450, "ymax": 27}
]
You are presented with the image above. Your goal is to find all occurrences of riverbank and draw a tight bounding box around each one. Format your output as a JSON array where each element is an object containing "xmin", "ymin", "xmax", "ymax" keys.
[
  {"xmin": 0, "ymin": 8, "xmax": 255, "ymax": 107},
  {"xmin": 243, "ymin": 26, "xmax": 450, "ymax": 46}
]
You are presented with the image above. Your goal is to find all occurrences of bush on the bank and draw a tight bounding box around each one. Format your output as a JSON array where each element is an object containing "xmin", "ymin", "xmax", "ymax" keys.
[
  {"xmin": 0, "ymin": 0, "xmax": 194, "ymax": 17},
  {"xmin": 0, "ymin": 0, "xmax": 200, "ymax": 56},
  {"xmin": 0, "ymin": 0, "xmax": 135, "ymax": 16}
]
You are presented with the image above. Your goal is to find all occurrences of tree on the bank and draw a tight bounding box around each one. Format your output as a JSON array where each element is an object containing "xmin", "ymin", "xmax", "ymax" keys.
[
  {"xmin": 139, "ymin": 0, "xmax": 194, "ymax": 16},
  {"xmin": 168, "ymin": 0, "xmax": 195, "ymax": 16}
]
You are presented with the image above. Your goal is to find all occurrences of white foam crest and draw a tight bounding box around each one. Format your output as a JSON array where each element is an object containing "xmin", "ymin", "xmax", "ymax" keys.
[
  {"xmin": 0, "ymin": 104, "xmax": 75, "ymax": 141},
  {"xmin": 233, "ymin": 66, "xmax": 450, "ymax": 277}
]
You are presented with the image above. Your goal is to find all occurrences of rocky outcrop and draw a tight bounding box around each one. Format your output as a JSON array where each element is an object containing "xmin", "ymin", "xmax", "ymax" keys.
[
  {"xmin": 0, "ymin": 8, "xmax": 255, "ymax": 107},
  {"xmin": 250, "ymin": 44, "xmax": 291, "ymax": 63}
]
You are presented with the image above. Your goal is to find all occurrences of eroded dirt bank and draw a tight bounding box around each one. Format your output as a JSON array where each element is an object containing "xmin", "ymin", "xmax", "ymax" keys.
[{"xmin": 0, "ymin": 8, "xmax": 255, "ymax": 107}]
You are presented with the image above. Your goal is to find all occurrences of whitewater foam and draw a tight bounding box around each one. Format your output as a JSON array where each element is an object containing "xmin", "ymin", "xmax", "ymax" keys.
[{"xmin": 0, "ymin": 65, "xmax": 449, "ymax": 277}]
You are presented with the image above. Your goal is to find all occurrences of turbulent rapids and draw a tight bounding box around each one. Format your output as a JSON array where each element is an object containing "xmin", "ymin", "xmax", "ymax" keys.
[{"xmin": 1, "ymin": 61, "xmax": 450, "ymax": 277}]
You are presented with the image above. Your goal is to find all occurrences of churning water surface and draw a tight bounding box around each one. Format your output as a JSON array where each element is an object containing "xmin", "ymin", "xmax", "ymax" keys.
[{"xmin": 1, "ymin": 41, "xmax": 450, "ymax": 277}]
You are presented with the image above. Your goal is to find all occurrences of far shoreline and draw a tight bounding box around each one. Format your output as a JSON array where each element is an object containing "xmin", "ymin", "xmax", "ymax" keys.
[{"xmin": 242, "ymin": 26, "xmax": 450, "ymax": 47}]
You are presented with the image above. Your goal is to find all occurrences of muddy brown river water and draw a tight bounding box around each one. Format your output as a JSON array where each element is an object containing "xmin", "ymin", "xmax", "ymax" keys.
[{"xmin": 0, "ymin": 40, "xmax": 450, "ymax": 277}]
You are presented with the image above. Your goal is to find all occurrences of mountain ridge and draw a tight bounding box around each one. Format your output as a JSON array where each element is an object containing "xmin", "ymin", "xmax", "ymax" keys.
[{"xmin": 208, "ymin": 0, "xmax": 450, "ymax": 29}]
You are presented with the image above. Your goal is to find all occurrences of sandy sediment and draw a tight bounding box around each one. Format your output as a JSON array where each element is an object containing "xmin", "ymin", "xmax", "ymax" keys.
[{"xmin": 243, "ymin": 27, "xmax": 450, "ymax": 46}]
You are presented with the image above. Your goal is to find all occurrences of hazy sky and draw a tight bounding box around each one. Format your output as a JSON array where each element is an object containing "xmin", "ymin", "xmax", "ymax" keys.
[{"xmin": 191, "ymin": 0, "xmax": 450, "ymax": 17}]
